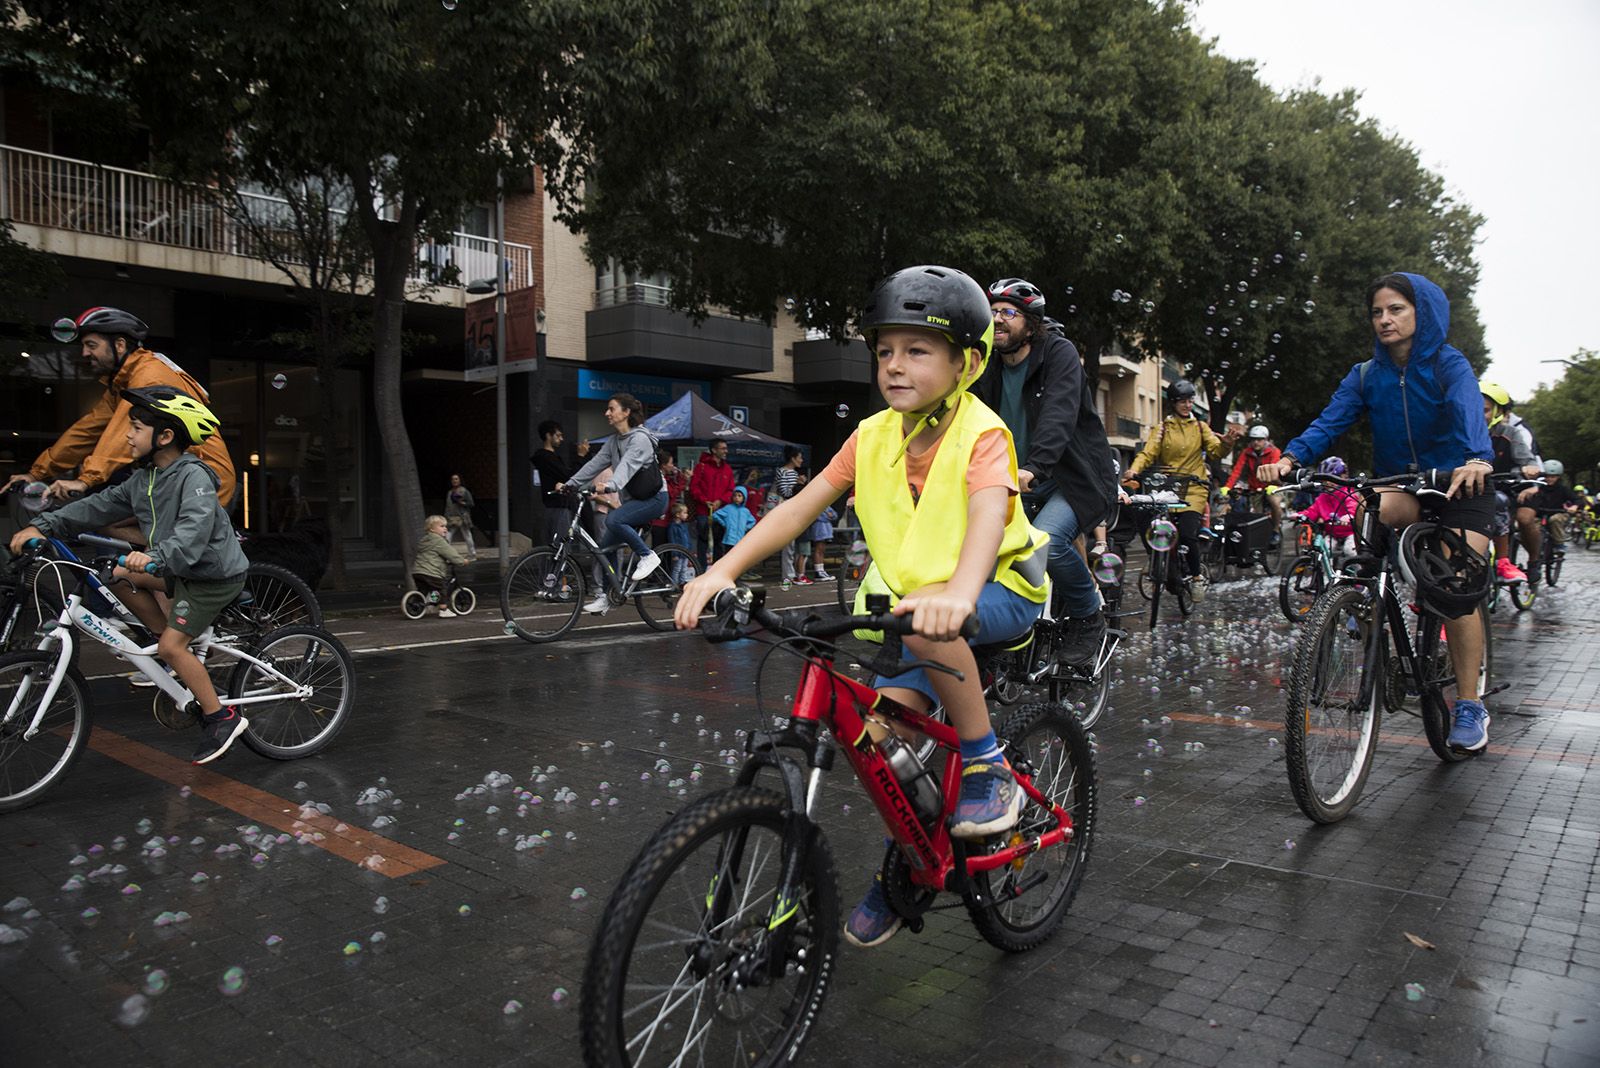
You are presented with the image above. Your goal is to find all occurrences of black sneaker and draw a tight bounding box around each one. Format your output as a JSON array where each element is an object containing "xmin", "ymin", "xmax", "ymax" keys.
[
  {"xmin": 1059, "ymin": 613, "xmax": 1108, "ymax": 671},
  {"xmin": 192, "ymin": 707, "xmax": 249, "ymax": 765}
]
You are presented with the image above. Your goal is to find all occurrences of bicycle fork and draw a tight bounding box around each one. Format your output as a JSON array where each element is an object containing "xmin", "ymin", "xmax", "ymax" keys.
[{"xmin": 3, "ymin": 628, "xmax": 74, "ymax": 740}]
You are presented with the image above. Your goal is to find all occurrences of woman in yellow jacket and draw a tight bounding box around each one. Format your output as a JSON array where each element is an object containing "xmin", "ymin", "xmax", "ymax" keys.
[{"xmin": 1124, "ymin": 380, "xmax": 1242, "ymax": 594}]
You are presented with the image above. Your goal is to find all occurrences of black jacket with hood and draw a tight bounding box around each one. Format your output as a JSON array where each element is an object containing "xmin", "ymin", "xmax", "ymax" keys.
[{"xmin": 975, "ymin": 331, "xmax": 1116, "ymax": 530}]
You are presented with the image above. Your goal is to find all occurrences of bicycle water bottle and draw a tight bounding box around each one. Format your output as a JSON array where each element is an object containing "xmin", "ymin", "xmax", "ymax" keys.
[{"xmin": 877, "ymin": 733, "xmax": 942, "ymax": 826}]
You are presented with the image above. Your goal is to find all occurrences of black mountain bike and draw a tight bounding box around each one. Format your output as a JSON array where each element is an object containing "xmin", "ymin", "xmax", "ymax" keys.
[
  {"xmin": 500, "ymin": 489, "xmax": 695, "ymax": 642},
  {"xmin": 1281, "ymin": 469, "xmax": 1500, "ymax": 824}
]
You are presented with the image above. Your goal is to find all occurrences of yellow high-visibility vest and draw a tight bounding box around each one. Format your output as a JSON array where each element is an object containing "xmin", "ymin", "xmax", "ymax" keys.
[{"xmin": 853, "ymin": 394, "xmax": 1049, "ymax": 606}]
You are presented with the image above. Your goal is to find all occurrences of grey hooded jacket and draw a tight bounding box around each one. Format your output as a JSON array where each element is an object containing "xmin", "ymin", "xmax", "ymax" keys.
[{"xmin": 33, "ymin": 453, "xmax": 250, "ymax": 580}]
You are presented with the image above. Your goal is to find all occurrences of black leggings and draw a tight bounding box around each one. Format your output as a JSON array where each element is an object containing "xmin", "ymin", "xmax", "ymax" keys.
[{"xmin": 1174, "ymin": 511, "xmax": 1203, "ymax": 578}]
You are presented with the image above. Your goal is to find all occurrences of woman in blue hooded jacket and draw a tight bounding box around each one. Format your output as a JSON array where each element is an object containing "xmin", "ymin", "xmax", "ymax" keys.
[{"xmin": 1265, "ymin": 272, "xmax": 1496, "ymax": 753}]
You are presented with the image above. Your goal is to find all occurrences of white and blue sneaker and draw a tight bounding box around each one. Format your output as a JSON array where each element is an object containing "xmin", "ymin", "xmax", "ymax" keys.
[
  {"xmin": 1447, "ymin": 699, "xmax": 1489, "ymax": 752},
  {"xmin": 949, "ymin": 761, "xmax": 1023, "ymax": 839}
]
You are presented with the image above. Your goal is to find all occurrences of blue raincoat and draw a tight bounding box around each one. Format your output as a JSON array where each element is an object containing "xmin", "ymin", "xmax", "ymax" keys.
[{"xmin": 1282, "ymin": 272, "xmax": 1491, "ymax": 477}]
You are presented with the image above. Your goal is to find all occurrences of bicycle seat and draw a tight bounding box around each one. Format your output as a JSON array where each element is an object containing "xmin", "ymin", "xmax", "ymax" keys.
[{"xmin": 971, "ymin": 630, "xmax": 1034, "ymax": 663}]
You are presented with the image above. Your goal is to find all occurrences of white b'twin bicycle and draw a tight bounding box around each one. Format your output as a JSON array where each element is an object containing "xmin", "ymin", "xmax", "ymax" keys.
[{"xmin": 0, "ymin": 534, "xmax": 355, "ymax": 812}]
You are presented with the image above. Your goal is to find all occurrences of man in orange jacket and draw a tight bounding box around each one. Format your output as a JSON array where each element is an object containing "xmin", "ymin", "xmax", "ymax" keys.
[{"xmin": 3, "ymin": 307, "xmax": 237, "ymax": 542}]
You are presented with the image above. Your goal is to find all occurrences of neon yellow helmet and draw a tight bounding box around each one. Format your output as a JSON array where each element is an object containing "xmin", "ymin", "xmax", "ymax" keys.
[
  {"xmin": 1479, "ymin": 381, "xmax": 1512, "ymax": 408},
  {"xmin": 122, "ymin": 385, "xmax": 220, "ymax": 448}
]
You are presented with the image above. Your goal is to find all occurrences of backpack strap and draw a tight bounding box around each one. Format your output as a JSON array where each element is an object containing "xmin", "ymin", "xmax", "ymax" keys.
[{"xmin": 1358, "ymin": 358, "xmax": 1375, "ymax": 391}]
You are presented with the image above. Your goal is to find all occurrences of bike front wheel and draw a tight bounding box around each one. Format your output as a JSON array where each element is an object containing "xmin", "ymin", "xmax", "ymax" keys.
[
  {"xmin": 1145, "ymin": 552, "xmax": 1166, "ymax": 629},
  {"xmin": 449, "ymin": 585, "xmax": 477, "ymax": 616},
  {"xmin": 1283, "ymin": 585, "xmax": 1382, "ymax": 823},
  {"xmin": 1278, "ymin": 555, "xmax": 1325, "ymax": 624},
  {"xmin": 0, "ymin": 652, "xmax": 93, "ymax": 813},
  {"xmin": 632, "ymin": 545, "xmax": 696, "ymax": 632},
  {"xmin": 966, "ymin": 703, "xmax": 1096, "ymax": 952},
  {"xmin": 229, "ymin": 626, "xmax": 356, "ymax": 760},
  {"xmin": 581, "ymin": 786, "xmax": 839, "ymax": 1068},
  {"xmin": 501, "ymin": 548, "xmax": 584, "ymax": 643},
  {"xmin": 1545, "ymin": 547, "xmax": 1563, "ymax": 587}
]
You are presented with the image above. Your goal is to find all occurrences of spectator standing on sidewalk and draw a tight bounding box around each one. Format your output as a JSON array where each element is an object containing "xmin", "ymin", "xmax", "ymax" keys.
[
  {"xmin": 444, "ymin": 474, "xmax": 477, "ymax": 560},
  {"xmin": 650, "ymin": 449, "xmax": 690, "ymax": 547},
  {"xmin": 772, "ymin": 447, "xmax": 808, "ymax": 587},
  {"xmin": 531, "ymin": 420, "xmax": 574, "ymax": 545},
  {"xmin": 688, "ymin": 439, "xmax": 736, "ymax": 570}
]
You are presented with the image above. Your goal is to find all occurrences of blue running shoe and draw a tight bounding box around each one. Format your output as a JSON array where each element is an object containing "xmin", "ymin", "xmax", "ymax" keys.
[
  {"xmin": 949, "ymin": 761, "xmax": 1023, "ymax": 839},
  {"xmin": 843, "ymin": 875, "xmax": 901, "ymax": 948},
  {"xmin": 1447, "ymin": 699, "xmax": 1489, "ymax": 752}
]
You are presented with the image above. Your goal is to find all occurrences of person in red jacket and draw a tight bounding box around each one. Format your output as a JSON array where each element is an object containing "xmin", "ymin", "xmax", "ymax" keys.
[
  {"xmin": 687, "ymin": 439, "xmax": 736, "ymax": 570},
  {"xmin": 1222, "ymin": 425, "xmax": 1284, "ymax": 544}
]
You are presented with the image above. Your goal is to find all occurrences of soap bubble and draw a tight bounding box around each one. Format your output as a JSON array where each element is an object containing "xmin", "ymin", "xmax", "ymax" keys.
[
  {"xmin": 458, "ymin": 905, "xmax": 473, "ymax": 916},
  {"xmin": 503, "ymin": 999, "xmax": 523, "ymax": 1015},
  {"xmin": 116, "ymin": 994, "xmax": 151, "ymax": 1027},
  {"xmin": 1114, "ymin": 233, "xmax": 1125, "ymax": 244},
  {"xmin": 342, "ymin": 941, "xmax": 362, "ymax": 956},
  {"xmin": 442, "ymin": 0, "xmax": 458, "ymax": 9},
  {"xmin": 271, "ymin": 373, "xmax": 287, "ymax": 390},
  {"xmin": 143, "ymin": 969, "xmax": 170, "ymax": 996},
  {"xmin": 1303, "ymin": 301, "xmax": 1317, "ymax": 314},
  {"xmin": 218, "ymin": 966, "xmax": 248, "ymax": 996},
  {"xmin": 551, "ymin": 987, "xmax": 570, "ymax": 1003},
  {"xmin": 1404, "ymin": 982, "xmax": 1425, "ymax": 1001},
  {"xmin": 1236, "ymin": 281, "xmax": 1248, "ymax": 292}
]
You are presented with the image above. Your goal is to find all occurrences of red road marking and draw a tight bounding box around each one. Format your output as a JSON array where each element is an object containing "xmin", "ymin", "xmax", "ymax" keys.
[{"xmin": 87, "ymin": 729, "xmax": 446, "ymax": 878}]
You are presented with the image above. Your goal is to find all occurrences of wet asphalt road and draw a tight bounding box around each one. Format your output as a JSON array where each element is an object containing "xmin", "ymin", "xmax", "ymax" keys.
[{"xmin": 2, "ymin": 552, "xmax": 1598, "ymax": 1067}]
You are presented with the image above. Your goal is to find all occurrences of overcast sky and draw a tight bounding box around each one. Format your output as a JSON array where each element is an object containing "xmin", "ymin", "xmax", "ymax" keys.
[{"xmin": 1189, "ymin": 0, "xmax": 1600, "ymax": 399}]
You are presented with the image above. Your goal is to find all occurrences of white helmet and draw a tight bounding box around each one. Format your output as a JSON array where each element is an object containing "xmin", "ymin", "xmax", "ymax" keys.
[
  {"xmin": 1543, "ymin": 459, "xmax": 1564, "ymax": 476},
  {"xmin": 1249, "ymin": 425, "xmax": 1270, "ymax": 440}
]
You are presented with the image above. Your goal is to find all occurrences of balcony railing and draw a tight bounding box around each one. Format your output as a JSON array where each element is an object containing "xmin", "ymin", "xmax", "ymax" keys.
[
  {"xmin": 594, "ymin": 282, "xmax": 674, "ymax": 308},
  {"xmin": 1115, "ymin": 416, "xmax": 1143, "ymax": 439},
  {"xmin": 0, "ymin": 144, "xmax": 532, "ymax": 292}
]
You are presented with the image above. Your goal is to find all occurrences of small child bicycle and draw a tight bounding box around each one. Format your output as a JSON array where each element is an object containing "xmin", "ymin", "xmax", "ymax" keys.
[
  {"xmin": 580, "ymin": 585, "xmax": 1095, "ymax": 1067},
  {"xmin": 0, "ymin": 534, "xmax": 355, "ymax": 812}
]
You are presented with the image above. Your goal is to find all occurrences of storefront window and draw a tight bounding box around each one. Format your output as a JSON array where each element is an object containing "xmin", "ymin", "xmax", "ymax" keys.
[{"xmin": 209, "ymin": 361, "xmax": 364, "ymax": 535}]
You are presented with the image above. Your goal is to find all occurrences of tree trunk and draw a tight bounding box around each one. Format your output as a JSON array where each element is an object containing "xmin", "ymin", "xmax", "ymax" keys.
[
  {"xmin": 362, "ymin": 201, "xmax": 425, "ymax": 581},
  {"xmin": 314, "ymin": 294, "xmax": 348, "ymax": 590}
]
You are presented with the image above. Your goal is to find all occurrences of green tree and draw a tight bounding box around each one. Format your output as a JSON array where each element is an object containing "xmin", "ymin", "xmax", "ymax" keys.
[
  {"xmin": 9, "ymin": 0, "xmax": 763, "ymax": 569},
  {"xmin": 0, "ymin": 220, "xmax": 67, "ymax": 375},
  {"xmin": 1520, "ymin": 350, "xmax": 1600, "ymax": 480}
]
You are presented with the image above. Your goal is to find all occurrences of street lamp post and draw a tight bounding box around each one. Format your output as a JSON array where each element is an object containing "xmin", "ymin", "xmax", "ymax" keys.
[
  {"xmin": 465, "ymin": 174, "xmax": 510, "ymax": 578},
  {"xmin": 495, "ymin": 174, "xmax": 509, "ymax": 577}
]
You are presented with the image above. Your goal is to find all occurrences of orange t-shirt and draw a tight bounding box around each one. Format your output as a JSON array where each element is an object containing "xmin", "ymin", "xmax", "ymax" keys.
[{"xmin": 821, "ymin": 427, "xmax": 1016, "ymax": 501}]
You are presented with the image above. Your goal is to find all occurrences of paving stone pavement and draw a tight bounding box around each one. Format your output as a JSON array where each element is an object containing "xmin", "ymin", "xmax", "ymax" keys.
[{"xmin": 2, "ymin": 549, "xmax": 1598, "ymax": 1067}]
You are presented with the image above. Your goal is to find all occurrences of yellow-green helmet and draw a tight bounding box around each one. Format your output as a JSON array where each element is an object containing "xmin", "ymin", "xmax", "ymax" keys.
[
  {"xmin": 1479, "ymin": 380, "xmax": 1512, "ymax": 408},
  {"xmin": 122, "ymin": 385, "xmax": 220, "ymax": 448}
]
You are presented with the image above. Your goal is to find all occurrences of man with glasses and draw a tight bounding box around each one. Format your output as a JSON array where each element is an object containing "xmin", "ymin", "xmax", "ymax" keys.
[{"xmin": 975, "ymin": 279, "xmax": 1117, "ymax": 668}]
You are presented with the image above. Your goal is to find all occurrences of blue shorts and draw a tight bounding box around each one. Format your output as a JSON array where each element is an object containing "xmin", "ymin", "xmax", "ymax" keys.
[{"xmin": 873, "ymin": 581, "xmax": 1043, "ymax": 705}]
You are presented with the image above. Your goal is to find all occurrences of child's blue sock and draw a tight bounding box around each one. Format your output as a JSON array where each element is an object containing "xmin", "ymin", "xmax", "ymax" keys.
[{"xmin": 959, "ymin": 732, "xmax": 1003, "ymax": 766}]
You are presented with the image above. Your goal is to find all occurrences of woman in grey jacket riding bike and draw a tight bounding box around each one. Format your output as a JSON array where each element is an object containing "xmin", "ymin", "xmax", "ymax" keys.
[{"xmin": 557, "ymin": 393, "xmax": 669, "ymax": 614}]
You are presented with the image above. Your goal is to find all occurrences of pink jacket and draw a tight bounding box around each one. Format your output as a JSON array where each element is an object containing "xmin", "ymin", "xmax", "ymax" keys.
[{"xmin": 1302, "ymin": 488, "xmax": 1357, "ymax": 540}]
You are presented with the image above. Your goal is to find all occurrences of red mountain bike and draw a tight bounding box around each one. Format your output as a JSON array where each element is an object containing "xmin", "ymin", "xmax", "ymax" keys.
[{"xmin": 581, "ymin": 586, "xmax": 1096, "ymax": 1067}]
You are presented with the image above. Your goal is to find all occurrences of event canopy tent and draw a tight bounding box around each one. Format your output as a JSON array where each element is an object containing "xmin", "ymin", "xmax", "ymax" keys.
[{"xmin": 642, "ymin": 393, "xmax": 806, "ymax": 466}]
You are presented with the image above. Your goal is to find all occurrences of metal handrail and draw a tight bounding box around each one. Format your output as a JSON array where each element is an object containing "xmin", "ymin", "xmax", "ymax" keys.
[{"xmin": 0, "ymin": 143, "xmax": 533, "ymax": 291}]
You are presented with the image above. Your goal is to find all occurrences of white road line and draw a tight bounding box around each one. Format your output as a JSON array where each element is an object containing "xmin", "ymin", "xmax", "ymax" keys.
[{"xmin": 79, "ymin": 596, "xmax": 843, "ymax": 671}]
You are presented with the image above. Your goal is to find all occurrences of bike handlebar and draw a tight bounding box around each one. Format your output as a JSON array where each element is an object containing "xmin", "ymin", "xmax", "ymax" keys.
[
  {"xmin": 702, "ymin": 585, "xmax": 981, "ymax": 644},
  {"xmin": 1287, "ymin": 468, "xmax": 1452, "ymax": 494}
]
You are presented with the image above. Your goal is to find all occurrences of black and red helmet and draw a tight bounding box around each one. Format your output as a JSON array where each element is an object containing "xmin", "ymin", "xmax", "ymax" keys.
[
  {"xmin": 52, "ymin": 306, "xmax": 149, "ymax": 344},
  {"xmin": 987, "ymin": 278, "xmax": 1047, "ymax": 314}
]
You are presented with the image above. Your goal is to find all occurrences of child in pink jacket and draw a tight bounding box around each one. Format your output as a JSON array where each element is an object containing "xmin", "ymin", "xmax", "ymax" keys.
[{"xmin": 1300, "ymin": 457, "xmax": 1358, "ymax": 556}]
